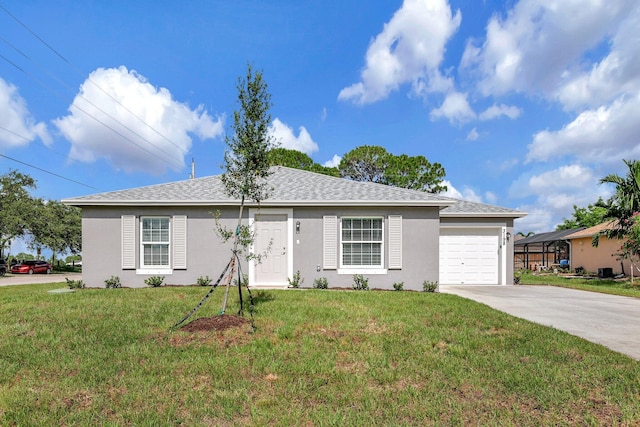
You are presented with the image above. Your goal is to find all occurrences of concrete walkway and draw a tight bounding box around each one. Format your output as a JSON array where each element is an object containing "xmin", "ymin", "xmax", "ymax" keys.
[{"xmin": 440, "ymin": 285, "xmax": 640, "ymax": 360}]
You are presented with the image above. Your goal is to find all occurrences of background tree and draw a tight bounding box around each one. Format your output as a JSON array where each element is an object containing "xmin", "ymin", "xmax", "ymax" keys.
[
  {"xmin": 268, "ymin": 147, "xmax": 339, "ymax": 177},
  {"xmin": 515, "ymin": 231, "xmax": 534, "ymax": 237},
  {"xmin": 219, "ymin": 64, "xmax": 275, "ymax": 313},
  {"xmin": 599, "ymin": 159, "xmax": 640, "ymax": 240},
  {"xmin": 556, "ymin": 198, "xmax": 608, "ymax": 230},
  {"xmin": 268, "ymin": 147, "xmax": 314, "ymax": 170},
  {"xmin": 338, "ymin": 145, "xmax": 447, "ymax": 193},
  {"xmin": 0, "ymin": 170, "xmax": 37, "ymax": 257},
  {"xmin": 338, "ymin": 145, "xmax": 389, "ymax": 184},
  {"xmin": 615, "ymin": 213, "xmax": 640, "ymax": 281},
  {"xmin": 27, "ymin": 200, "xmax": 82, "ymax": 264},
  {"xmin": 385, "ymin": 153, "xmax": 447, "ymax": 193}
]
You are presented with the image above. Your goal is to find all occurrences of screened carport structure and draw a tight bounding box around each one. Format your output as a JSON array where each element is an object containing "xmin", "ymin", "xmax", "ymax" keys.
[{"xmin": 514, "ymin": 228, "xmax": 584, "ymax": 271}]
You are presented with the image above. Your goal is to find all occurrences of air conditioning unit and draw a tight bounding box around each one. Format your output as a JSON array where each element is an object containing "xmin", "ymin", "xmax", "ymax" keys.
[{"xmin": 598, "ymin": 268, "xmax": 613, "ymax": 278}]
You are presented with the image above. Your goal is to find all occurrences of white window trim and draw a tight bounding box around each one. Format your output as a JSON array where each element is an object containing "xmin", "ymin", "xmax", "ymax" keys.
[
  {"xmin": 338, "ymin": 216, "xmax": 386, "ymax": 274},
  {"xmin": 139, "ymin": 216, "xmax": 172, "ymax": 271}
]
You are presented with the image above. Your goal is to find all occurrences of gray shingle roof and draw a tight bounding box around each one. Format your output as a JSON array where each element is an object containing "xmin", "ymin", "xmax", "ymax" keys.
[
  {"xmin": 62, "ymin": 166, "xmax": 525, "ymax": 217},
  {"xmin": 440, "ymin": 198, "xmax": 526, "ymax": 217}
]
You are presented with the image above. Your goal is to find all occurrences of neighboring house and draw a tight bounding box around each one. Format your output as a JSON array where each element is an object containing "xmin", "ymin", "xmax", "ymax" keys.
[
  {"xmin": 514, "ymin": 228, "xmax": 583, "ymax": 271},
  {"xmin": 62, "ymin": 166, "xmax": 526, "ymax": 289},
  {"xmin": 565, "ymin": 222, "xmax": 627, "ymax": 275}
]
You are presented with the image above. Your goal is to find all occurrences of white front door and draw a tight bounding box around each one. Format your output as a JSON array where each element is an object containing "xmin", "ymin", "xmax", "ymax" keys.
[{"xmin": 254, "ymin": 213, "xmax": 289, "ymax": 286}]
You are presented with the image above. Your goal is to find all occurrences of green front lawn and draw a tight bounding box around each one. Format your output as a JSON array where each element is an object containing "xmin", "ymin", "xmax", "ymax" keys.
[
  {"xmin": 1, "ymin": 283, "xmax": 639, "ymax": 425},
  {"xmin": 518, "ymin": 270, "xmax": 640, "ymax": 298}
]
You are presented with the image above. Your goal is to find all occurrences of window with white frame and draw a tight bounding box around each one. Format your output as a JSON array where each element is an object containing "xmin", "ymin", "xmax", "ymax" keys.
[
  {"xmin": 141, "ymin": 217, "xmax": 170, "ymax": 268},
  {"xmin": 341, "ymin": 217, "xmax": 383, "ymax": 267}
]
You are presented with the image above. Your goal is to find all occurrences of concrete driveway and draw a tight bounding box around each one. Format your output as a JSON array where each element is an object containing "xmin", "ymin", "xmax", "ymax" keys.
[
  {"xmin": 440, "ymin": 285, "xmax": 640, "ymax": 360},
  {"xmin": 0, "ymin": 272, "xmax": 81, "ymax": 286}
]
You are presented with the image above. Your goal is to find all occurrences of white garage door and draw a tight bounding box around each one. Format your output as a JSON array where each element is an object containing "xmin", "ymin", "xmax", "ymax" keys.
[{"xmin": 440, "ymin": 228, "xmax": 500, "ymax": 285}]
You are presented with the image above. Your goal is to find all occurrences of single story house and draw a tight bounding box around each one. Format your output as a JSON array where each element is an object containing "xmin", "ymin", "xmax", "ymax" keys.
[
  {"xmin": 62, "ymin": 166, "xmax": 526, "ymax": 290},
  {"xmin": 565, "ymin": 222, "xmax": 627, "ymax": 276}
]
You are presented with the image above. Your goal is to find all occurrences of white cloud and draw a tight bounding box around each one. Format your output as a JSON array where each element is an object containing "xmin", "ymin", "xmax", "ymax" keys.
[
  {"xmin": 499, "ymin": 158, "xmax": 519, "ymax": 172},
  {"xmin": 324, "ymin": 154, "xmax": 341, "ymax": 168},
  {"xmin": 512, "ymin": 206, "xmax": 554, "ymax": 234},
  {"xmin": 321, "ymin": 107, "xmax": 327, "ymax": 122},
  {"xmin": 461, "ymin": 0, "xmax": 635, "ymax": 99},
  {"xmin": 556, "ymin": 3, "xmax": 640, "ymax": 110},
  {"xmin": 269, "ymin": 118, "xmax": 319, "ymax": 154},
  {"xmin": 508, "ymin": 164, "xmax": 613, "ymax": 231},
  {"xmin": 526, "ymin": 94, "xmax": 640, "ymax": 164},
  {"xmin": 0, "ymin": 77, "xmax": 51, "ymax": 149},
  {"xmin": 442, "ymin": 180, "xmax": 483, "ymax": 203},
  {"xmin": 54, "ymin": 66, "xmax": 223, "ymax": 175},
  {"xmin": 478, "ymin": 103, "xmax": 521, "ymax": 121},
  {"xmin": 429, "ymin": 91, "xmax": 475, "ymax": 124},
  {"xmin": 466, "ymin": 127, "xmax": 479, "ymax": 141},
  {"xmin": 484, "ymin": 191, "xmax": 498, "ymax": 204},
  {"xmin": 338, "ymin": 0, "xmax": 461, "ymax": 104}
]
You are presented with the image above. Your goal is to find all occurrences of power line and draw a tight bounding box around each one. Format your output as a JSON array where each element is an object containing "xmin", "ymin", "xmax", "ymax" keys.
[
  {"xmin": 0, "ymin": 53, "xmax": 184, "ymax": 170},
  {"xmin": 0, "ymin": 3, "xmax": 191, "ymax": 153},
  {"xmin": 0, "ymin": 3, "xmax": 194, "ymax": 166},
  {"xmin": 0, "ymin": 3, "xmax": 70, "ymax": 64},
  {"xmin": 2, "ymin": 32, "xmax": 190, "ymax": 157},
  {"xmin": 0, "ymin": 152, "xmax": 103, "ymax": 192},
  {"xmin": 0, "ymin": 125, "xmax": 103, "ymax": 192}
]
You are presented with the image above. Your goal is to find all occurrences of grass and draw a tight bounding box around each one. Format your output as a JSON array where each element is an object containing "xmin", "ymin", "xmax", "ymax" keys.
[
  {"xmin": 518, "ymin": 270, "xmax": 640, "ymax": 298},
  {"xmin": 1, "ymin": 283, "xmax": 640, "ymax": 425}
]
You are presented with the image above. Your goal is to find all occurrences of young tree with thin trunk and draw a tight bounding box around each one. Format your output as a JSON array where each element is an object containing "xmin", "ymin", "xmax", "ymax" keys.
[{"xmin": 218, "ymin": 64, "xmax": 275, "ymax": 313}]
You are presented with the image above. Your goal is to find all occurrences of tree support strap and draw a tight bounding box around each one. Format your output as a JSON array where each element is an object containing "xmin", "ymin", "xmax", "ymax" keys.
[{"xmin": 169, "ymin": 257, "xmax": 233, "ymax": 331}]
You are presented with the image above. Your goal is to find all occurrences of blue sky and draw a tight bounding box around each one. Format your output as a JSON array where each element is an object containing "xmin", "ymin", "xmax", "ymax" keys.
[{"xmin": 1, "ymin": 0, "xmax": 639, "ymax": 244}]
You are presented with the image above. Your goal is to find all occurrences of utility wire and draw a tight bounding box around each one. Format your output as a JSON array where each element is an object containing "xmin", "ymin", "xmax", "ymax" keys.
[
  {"xmin": 0, "ymin": 53, "xmax": 184, "ymax": 170},
  {"xmin": 0, "ymin": 124, "xmax": 75, "ymax": 163},
  {"xmin": 0, "ymin": 152, "xmax": 102, "ymax": 192},
  {"xmin": 0, "ymin": 124, "xmax": 102, "ymax": 191},
  {"xmin": 0, "ymin": 3, "xmax": 70, "ymax": 64},
  {"xmin": 0, "ymin": 3, "xmax": 193, "ymax": 162},
  {"xmin": 0, "ymin": 39, "xmax": 184, "ymax": 169}
]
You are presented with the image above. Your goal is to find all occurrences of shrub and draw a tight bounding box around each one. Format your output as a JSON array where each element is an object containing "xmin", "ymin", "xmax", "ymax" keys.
[
  {"xmin": 288, "ymin": 270, "xmax": 304, "ymax": 288},
  {"xmin": 352, "ymin": 274, "xmax": 369, "ymax": 291},
  {"xmin": 423, "ymin": 280, "xmax": 438, "ymax": 292},
  {"xmin": 104, "ymin": 275, "xmax": 122, "ymax": 288},
  {"xmin": 65, "ymin": 278, "xmax": 85, "ymax": 289},
  {"xmin": 393, "ymin": 282, "xmax": 404, "ymax": 291},
  {"xmin": 144, "ymin": 276, "xmax": 165, "ymax": 287},
  {"xmin": 313, "ymin": 277, "xmax": 328, "ymax": 289},
  {"xmin": 197, "ymin": 275, "xmax": 212, "ymax": 286}
]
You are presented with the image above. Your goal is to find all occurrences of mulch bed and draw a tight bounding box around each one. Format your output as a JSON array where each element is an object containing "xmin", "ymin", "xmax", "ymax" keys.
[{"xmin": 180, "ymin": 314, "xmax": 249, "ymax": 332}]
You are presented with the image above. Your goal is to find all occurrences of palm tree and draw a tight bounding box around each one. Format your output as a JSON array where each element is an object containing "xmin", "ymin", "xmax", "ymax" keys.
[{"xmin": 600, "ymin": 159, "xmax": 640, "ymax": 240}]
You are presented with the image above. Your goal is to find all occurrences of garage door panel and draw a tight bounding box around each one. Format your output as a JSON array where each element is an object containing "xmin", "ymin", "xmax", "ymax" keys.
[{"xmin": 440, "ymin": 228, "xmax": 500, "ymax": 285}]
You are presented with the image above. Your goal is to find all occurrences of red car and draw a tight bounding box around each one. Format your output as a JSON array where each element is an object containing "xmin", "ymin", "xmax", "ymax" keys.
[{"xmin": 11, "ymin": 260, "xmax": 53, "ymax": 274}]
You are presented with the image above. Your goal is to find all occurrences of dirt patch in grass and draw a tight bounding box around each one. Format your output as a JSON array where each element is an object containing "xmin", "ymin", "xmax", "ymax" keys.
[
  {"xmin": 166, "ymin": 315, "xmax": 253, "ymax": 348},
  {"xmin": 180, "ymin": 314, "xmax": 249, "ymax": 332}
]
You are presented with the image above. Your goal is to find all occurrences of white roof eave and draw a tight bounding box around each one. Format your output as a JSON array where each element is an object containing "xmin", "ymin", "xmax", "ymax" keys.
[
  {"xmin": 441, "ymin": 211, "xmax": 528, "ymax": 218},
  {"xmin": 62, "ymin": 199, "xmax": 457, "ymax": 208}
]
